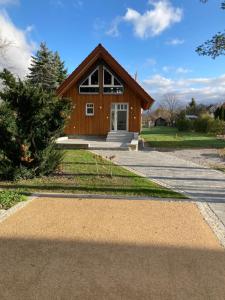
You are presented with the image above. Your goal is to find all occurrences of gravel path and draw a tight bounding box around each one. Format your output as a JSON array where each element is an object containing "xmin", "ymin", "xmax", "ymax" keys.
[
  {"xmin": 164, "ymin": 148, "xmax": 225, "ymax": 169},
  {"xmin": 0, "ymin": 197, "xmax": 225, "ymax": 299}
]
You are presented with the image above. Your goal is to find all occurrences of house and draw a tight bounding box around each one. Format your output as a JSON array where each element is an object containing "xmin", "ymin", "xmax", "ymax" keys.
[
  {"xmin": 185, "ymin": 114, "xmax": 198, "ymax": 120},
  {"xmin": 154, "ymin": 117, "xmax": 168, "ymax": 127},
  {"xmin": 57, "ymin": 44, "xmax": 154, "ymax": 139}
]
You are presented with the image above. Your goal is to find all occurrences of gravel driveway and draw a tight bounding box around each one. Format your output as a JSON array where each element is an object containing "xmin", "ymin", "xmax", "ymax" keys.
[
  {"xmin": 164, "ymin": 148, "xmax": 225, "ymax": 169},
  {"xmin": 0, "ymin": 197, "xmax": 225, "ymax": 299}
]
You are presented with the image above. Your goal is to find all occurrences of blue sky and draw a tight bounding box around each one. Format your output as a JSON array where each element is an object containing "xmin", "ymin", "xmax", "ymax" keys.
[{"xmin": 0, "ymin": 0, "xmax": 224, "ymax": 105}]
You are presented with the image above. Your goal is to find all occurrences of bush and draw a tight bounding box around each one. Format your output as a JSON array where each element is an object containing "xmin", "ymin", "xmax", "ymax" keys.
[
  {"xmin": 193, "ymin": 115, "xmax": 213, "ymax": 133},
  {"xmin": 0, "ymin": 190, "xmax": 26, "ymax": 210},
  {"xmin": 176, "ymin": 110, "xmax": 193, "ymax": 131},
  {"xmin": 176, "ymin": 118, "xmax": 192, "ymax": 131},
  {"xmin": 208, "ymin": 119, "xmax": 225, "ymax": 135}
]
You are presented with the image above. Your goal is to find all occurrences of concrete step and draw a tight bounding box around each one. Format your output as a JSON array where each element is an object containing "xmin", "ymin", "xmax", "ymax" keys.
[{"xmin": 106, "ymin": 131, "xmax": 134, "ymax": 143}]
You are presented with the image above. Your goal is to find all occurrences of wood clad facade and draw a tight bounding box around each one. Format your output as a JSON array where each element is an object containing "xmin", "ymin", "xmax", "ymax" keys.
[{"xmin": 57, "ymin": 44, "xmax": 154, "ymax": 136}]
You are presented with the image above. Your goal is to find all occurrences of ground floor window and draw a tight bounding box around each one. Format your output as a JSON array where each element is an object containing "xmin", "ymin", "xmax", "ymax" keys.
[{"xmin": 86, "ymin": 103, "xmax": 94, "ymax": 116}]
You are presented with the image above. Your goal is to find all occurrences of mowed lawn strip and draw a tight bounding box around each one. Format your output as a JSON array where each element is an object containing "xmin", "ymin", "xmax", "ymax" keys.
[
  {"xmin": 141, "ymin": 126, "xmax": 225, "ymax": 149},
  {"xmin": 0, "ymin": 150, "xmax": 184, "ymax": 199}
]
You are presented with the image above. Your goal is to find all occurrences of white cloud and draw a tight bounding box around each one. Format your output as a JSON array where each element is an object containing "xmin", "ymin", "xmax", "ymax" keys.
[
  {"xmin": 166, "ymin": 38, "xmax": 184, "ymax": 45},
  {"xmin": 143, "ymin": 74, "xmax": 225, "ymax": 105},
  {"xmin": 0, "ymin": 10, "xmax": 35, "ymax": 78},
  {"xmin": 106, "ymin": 17, "xmax": 122, "ymax": 37},
  {"xmin": 175, "ymin": 67, "xmax": 191, "ymax": 74},
  {"xmin": 162, "ymin": 65, "xmax": 191, "ymax": 74},
  {"xmin": 123, "ymin": 0, "xmax": 183, "ymax": 38},
  {"xmin": 162, "ymin": 65, "xmax": 171, "ymax": 72}
]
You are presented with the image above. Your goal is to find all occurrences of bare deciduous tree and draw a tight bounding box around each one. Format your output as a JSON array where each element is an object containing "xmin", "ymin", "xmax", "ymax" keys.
[{"xmin": 160, "ymin": 94, "xmax": 181, "ymax": 126}]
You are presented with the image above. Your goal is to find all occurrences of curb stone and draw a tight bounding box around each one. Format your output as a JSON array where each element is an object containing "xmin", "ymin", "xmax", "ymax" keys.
[
  {"xmin": 197, "ymin": 202, "xmax": 225, "ymax": 248},
  {"xmin": 0, "ymin": 195, "xmax": 37, "ymax": 224},
  {"xmin": 25, "ymin": 192, "xmax": 188, "ymax": 202}
]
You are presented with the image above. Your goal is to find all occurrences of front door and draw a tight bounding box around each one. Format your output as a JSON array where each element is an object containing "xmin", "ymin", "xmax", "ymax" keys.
[{"xmin": 111, "ymin": 103, "xmax": 128, "ymax": 131}]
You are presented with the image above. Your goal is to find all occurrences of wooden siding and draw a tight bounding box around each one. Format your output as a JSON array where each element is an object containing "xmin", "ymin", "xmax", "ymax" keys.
[
  {"xmin": 58, "ymin": 44, "xmax": 154, "ymax": 110},
  {"xmin": 63, "ymin": 80, "xmax": 142, "ymax": 136}
]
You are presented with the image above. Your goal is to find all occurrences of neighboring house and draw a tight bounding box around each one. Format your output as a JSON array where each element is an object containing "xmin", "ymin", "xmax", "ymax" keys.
[
  {"xmin": 185, "ymin": 114, "xmax": 198, "ymax": 120},
  {"xmin": 57, "ymin": 44, "xmax": 154, "ymax": 136},
  {"xmin": 154, "ymin": 117, "xmax": 168, "ymax": 127}
]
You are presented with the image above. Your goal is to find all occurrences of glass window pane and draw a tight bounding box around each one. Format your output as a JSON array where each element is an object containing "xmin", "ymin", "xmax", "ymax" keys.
[
  {"xmin": 80, "ymin": 87, "xmax": 99, "ymax": 93},
  {"xmin": 91, "ymin": 69, "xmax": 98, "ymax": 85},
  {"xmin": 82, "ymin": 78, "xmax": 89, "ymax": 86},
  {"xmin": 117, "ymin": 111, "xmax": 127, "ymax": 130},
  {"xmin": 103, "ymin": 87, "xmax": 124, "ymax": 94},
  {"xmin": 114, "ymin": 77, "xmax": 121, "ymax": 86},
  {"xmin": 111, "ymin": 110, "xmax": 115, "ymax": 130},
  {"xmin": 104, "ymin": 69, "xmax": 112, "ymax": 85},
  {"xmin": 86, "ymin": 103, "xmax": 94, "ymax": 115}
]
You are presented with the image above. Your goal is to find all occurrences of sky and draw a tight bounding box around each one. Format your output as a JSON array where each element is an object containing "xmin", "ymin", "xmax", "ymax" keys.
[{"xmin": 0, "ymin": 0, "xmax": 224, "ymax": 107}]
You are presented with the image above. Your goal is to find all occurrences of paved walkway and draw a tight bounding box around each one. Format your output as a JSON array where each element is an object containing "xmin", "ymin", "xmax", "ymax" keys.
[
  {"xmin": 56, "ymin": 136, "xmax": 130, "ymax": 150},
  {"xmin": 0, "ymin": 197, "xmax": 225, "ymax": 299},
  {"xmin": 95, "ymin": 150, "xmax": 225, "ymax": 228}
]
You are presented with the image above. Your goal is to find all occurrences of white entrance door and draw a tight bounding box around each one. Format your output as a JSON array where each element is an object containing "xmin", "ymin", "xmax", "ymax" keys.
[{"xmin": 111, "ymin": 103, "xmax": 128, "ymax": 131}]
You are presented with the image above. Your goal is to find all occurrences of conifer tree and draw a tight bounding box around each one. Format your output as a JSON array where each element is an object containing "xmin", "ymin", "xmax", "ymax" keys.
[
  {"xmin": 28, "ymin": 42, "xmax": 67, "ymax": 92},
  {"xmin": 53, "ymin": 51, "xmax": 67, "ymax": 85},
  {"xmin": 0, "ymin": 69, "xmax": 71, "ymax": 180}
]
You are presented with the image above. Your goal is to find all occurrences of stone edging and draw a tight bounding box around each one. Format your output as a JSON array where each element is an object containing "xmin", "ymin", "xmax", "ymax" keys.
[
  {"xmin": 0, "ymin": 196, "xmax": 37, "ymax": 224},
  {"xmin": 26, "ymin": 192, "xmax": 188, "ymax": 202},
  {"xmin": 197, "ymin": 202, "xmax": 225, "ymax": 248}
]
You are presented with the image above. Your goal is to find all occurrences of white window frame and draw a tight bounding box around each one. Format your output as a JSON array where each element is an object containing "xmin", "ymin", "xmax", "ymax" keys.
[
  {"xmin": 79, "ymin": 67, "xmax": 99, "ymax": 94},
  {"xmin": 103, "ymin": 66, "xmax": 124, "ymax": 94},
  {"xmin": 86, "ymin": 103, "xmax": 94, "ymax": 116}
]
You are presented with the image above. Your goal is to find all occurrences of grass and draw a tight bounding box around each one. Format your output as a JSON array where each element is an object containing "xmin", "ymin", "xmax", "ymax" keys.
[
  {"xmin": 141, "ymin": 126, "xmax": 225, "ymax": 149},
  {"xmin": 0, "ymin": 190, "xmax": 26, "ymax": 210},
  {"xmin": 0, "ymin": 150, "xmax": 184, "ymax": 199}
]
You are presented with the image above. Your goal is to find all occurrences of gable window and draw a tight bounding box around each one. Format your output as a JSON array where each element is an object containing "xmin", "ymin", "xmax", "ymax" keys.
[
  {"xmin": 103, "ymin": 66, "xmax": 124, "ymax": 94},
  {"xmin": 86, "ymin": 103, "xmax": 94, "ymax": 116},
  {"xmin": 79, "ymin": 67, "xmax": 99, "ymax": 94}
]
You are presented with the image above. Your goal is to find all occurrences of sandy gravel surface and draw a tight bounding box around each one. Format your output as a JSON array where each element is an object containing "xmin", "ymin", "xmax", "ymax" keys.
[{"xmin": 0, "ymin": 197, "xmax": 225, "ymax": 300}]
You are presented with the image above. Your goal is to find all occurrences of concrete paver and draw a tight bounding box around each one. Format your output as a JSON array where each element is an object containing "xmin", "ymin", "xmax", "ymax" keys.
[{"xmin": 0, "ymin": 197, "xmax": 225, "ymax": 299}]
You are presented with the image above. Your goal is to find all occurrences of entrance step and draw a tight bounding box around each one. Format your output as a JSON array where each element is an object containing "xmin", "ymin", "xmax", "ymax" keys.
[{"xmin": 106, "ymin": 131, "xmax": 134, "ymax": 143}]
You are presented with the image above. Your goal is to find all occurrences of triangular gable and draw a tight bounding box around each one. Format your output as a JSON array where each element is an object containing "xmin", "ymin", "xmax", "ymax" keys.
[{"xmin": 57, "ymin": 44, "xmax": 155, "ymax": 109}]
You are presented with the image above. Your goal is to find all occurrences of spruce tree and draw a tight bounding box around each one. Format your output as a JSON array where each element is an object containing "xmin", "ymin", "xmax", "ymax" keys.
[
  {"xmin": 53, "ymin": 51, "xmax": 67, "ymax": 85},
  {"xmin": 186, "ymin": 98, "xmax": 197, "ymax": 115},
  {"xmin": 28, "ymin": 42, "xmax": 67, "ymax": 92}
]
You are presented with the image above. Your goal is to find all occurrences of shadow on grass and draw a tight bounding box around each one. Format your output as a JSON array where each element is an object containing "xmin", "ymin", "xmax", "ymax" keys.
[
  {"xmin": 53, "ymin": 172, "xmax": 139, "ymax": 178},
  {"xmin": 144, "ymin": 140, "xmax": 225, "ymax": 149},
  {"xmin": 63, "ymin": 162, "xmax": 208, "ymax": 170},
  {"xmin": 0, "ymin": 184, "xmax": 183, "ymax": 198},
  {"xmin": 0, "ymin": 237, "xmax": 224, "ymax": 299}
]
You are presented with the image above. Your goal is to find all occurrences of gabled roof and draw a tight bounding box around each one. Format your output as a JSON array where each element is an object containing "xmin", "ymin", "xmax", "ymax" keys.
[{"xmin": 57, "ymin": 44, "xmax": 155, "ymax": 110}]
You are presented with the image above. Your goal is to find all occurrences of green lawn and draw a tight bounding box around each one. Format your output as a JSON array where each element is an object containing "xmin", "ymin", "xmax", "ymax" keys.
[
  {"xmin": 0, "ymin": 150, "xmax": 184, "ymax": 199},
  {"xmin": 0, "ymin": 190, "xmax": 27, "ymax": 210},
  {"xmin": 141, "ymin": 127, "xmax": 225, "ymax": 149}
]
